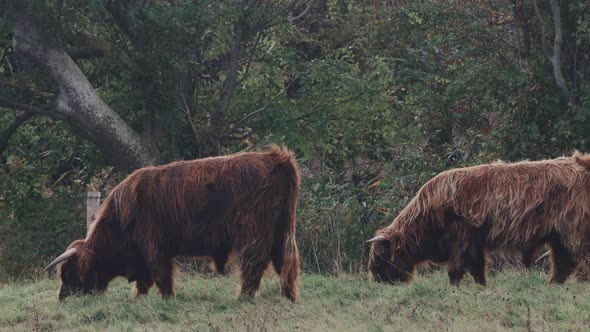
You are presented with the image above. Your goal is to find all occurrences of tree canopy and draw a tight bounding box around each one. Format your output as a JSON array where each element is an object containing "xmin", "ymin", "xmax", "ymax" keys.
[{"xmin": 0, "ymin": 0, "xmax": 589, "ymax": 277}]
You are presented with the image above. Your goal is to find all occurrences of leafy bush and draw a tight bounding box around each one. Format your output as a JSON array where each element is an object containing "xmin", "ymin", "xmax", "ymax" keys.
[{"xmin": 1, "ymin": 0, "xmax": 589, "ymax": 279}]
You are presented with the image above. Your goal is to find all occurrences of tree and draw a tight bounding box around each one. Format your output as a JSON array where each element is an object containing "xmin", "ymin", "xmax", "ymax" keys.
[
  {"xmin": 7, "ymin": 11, "xmax": 161, "ymax": 170},
  {"xmin": 0, "ymin": 0, "xmax": 308, "ymax": 170}
]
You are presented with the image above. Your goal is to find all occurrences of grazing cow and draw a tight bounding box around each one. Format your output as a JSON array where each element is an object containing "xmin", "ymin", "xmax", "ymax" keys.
[
  {"xmin": 45, "ymin": 146, "xmax": 301, "ymax": 302},
  {"xmin": 368, "ymin": 152, "xmax": 590, "ymax": 285}
]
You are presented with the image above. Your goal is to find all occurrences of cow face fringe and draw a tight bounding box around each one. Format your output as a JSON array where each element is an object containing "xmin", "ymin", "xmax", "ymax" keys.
[
  {"xmin": 367, "ymin": 231, "xmax": 416, "ymax": 283},
  {"xmin": 56, "ymin": 240, "xmax": 99, "ymax": 301}
]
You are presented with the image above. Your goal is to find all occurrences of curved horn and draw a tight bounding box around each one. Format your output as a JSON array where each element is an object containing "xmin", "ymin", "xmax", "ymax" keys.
[
  {"xmin": 534, "ymin": 250, "xmax": 551, "ymax": 264},
  {"xmin": 45, "ymin": 248, "xmax": 77, "ymax": 271},
  {"xmin": 366, "ymin": 235, "xmax": 387, "ymax": 243}
]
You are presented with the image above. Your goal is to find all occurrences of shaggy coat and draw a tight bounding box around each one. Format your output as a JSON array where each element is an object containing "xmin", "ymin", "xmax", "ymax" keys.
[
  {"xmin": 47, "ymin": 146, "xmax": 301, "ymax": 302},
  {"xmin": 368, "ymin": 152, "xmax": 590, "ymax": 285}
]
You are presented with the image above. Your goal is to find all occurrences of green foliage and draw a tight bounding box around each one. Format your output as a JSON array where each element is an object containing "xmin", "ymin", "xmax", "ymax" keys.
[
  {"xmin": 1, "ymin": 0, "xmax": 590, "ymax": 279},
  {"xmin": 0, "ymin": 193, "xmax": 85, "ymax": 279}
]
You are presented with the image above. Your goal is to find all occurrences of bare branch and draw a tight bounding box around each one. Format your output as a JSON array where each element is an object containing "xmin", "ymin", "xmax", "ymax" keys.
[
  {"xmin": 238, "ymin": 32, "xmax": 263, "ymax": 85},
  {"xmin": 532, "ymin": 0, "xmax": 550, "ymax": 58},
  {"xmin": 533, "ymin": 0, "xmax": 572, "ymax": 104},
  {"xmin": 511, "ymin": 0, "xmax": 530, "ymax": 58},
  {"xmin": 67, "ymin": 46, "xmax": 107, "ymax": 60},
  {"xmin": 548, "ymin": 0, "xmax": 570, "ymax": 100},
  {"xmin": 224, "ymin": 62, "xmax": 318, "ymax": 138},
  {"xmin": 0, "ymin": 98, "xmax": 61, "ymax": 119},
  {"xmin": 0, "ymin": 112, "xmax": 35, "ymax": 154},
  {"xmin": 212, "ymin": 0, "xmax": 248, "ymax": 132},
  {"xmin": 178, "ymin": 88, "xmax": 203, "ymax": 156},
  {"xmin": 289, "ymin": 0, "xmax": 314, "ymax": 22}
]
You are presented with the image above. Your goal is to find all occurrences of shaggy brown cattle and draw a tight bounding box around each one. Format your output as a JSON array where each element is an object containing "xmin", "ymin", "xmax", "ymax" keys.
[
  {"xmin": 368, "ymin": 152, "xmax": 590, "ymax": 285},
  {"xmin": 45, "ymin": 146, "xmax": 301, "ymax": 302}
]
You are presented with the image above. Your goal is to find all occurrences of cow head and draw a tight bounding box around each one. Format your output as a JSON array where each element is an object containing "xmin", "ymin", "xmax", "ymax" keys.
[
  {"xmin": 45, "ymin": 240, "xmax": 106, "ymax": 301},
  {"xmin": 367, "ymin": 232, "xmax": 415, "ymax": 283}
]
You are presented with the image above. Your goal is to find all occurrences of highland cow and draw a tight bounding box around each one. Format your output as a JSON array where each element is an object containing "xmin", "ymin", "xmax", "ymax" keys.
[
  {"xmin": 368, "ymin": 152, "xmax": 590, "ymax": 285},
  {"xmin": 45, "ymin": 146, "xmax": 301, "ymax": 302}
]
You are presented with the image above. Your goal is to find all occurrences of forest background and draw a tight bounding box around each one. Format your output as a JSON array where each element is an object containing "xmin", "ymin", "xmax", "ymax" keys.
[{"xmin": 0, "ymin": 0, "xmax": 589, "ymax": 280}]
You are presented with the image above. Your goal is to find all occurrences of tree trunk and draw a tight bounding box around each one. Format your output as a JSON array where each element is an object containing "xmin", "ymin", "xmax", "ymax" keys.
[
  {"xmin": 11, "ymin": 13, "xmax": 161, "ymax": 170},
  {"xmin": 104, "ymin": 1, "xmax": 166, "ymax": 150},
  {"xmin": 512, "ymin": 0, "xmax": 531, "ymax": 58},
  {"xmin": 548, "ymin": 0, "xmax": 570, "ymax": 101},
  {"xmin": 211, "ymin": 0, "xmax": 247, "ymax": 150}
]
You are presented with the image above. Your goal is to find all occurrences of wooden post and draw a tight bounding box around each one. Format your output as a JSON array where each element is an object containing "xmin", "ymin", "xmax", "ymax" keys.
[{"xmin": 86, "ymin": 191, "xmax": 101, "ymax": 230}]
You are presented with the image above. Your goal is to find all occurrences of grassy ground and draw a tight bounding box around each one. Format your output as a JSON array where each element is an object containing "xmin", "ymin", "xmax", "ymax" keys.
[{"xmin": 0, "ymin": 268, "xmax": 589, "ymax": 331}]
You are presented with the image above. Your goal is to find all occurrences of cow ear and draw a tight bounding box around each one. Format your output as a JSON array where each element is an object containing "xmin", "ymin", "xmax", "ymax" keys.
[{"xmin": 76, "ymin": 247, "xmax": 95, "ymax": 279}]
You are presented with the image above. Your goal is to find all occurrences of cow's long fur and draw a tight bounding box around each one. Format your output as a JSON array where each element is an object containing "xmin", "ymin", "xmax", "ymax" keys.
[
  {"xmin": 52, "ymin": 146, "xmax": 300, "ymax": 301},
  {"xmin": 369, "ymin": 151, "xmax": 590, "ymax": 285}
]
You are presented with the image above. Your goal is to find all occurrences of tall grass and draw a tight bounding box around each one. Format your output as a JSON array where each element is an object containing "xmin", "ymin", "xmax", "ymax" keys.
[{"xmin": 1, "ymin": 268, "xmax": 589, "ymax": 331}]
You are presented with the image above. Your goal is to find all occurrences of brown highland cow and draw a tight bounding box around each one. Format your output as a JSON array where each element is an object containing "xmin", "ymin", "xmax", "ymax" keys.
[
  {"xmin": 45, "ymin": 146, "xmax": 300, "ymax": 302},
  {"xmin": 368, "ymin": 152, "xmax": 590, "ymax": 286}
]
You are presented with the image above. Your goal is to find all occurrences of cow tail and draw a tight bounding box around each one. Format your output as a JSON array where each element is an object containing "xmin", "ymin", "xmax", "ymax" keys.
[
  {"xmin": 269, "ymin": 145, "xmax": 301, "ymax": 302},
  {"xmin": 281, "ymin": 184, "xmax": 300, "ymax": 302}
]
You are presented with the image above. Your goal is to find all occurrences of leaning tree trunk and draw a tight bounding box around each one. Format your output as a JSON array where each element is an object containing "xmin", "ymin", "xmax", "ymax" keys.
[{"xmin": 10, "ymin": 13, "xmax": 161, "ymax": 170}]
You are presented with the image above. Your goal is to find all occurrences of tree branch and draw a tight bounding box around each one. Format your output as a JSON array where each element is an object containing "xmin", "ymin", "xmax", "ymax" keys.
[
  {"xmin": 237, "ymin": 32, "xmax": 262, "ymax": 85},
  {"xmin": 533, "ymin": 0, "xmax": 572, "ymax": 104},
  {"xmin": 67, "ymin": 46, "xmax": 107, "ymax": 60},
  {"xmin": 0, "ymin": 98, "xmax": 61, "ymax": 119},
  {"xmin": 178, "ymin": 84, "xmax": 203, "ymax": 158},
  {"xmin": 223, "ymin": 62, "xmax": 318, "ymax": 138},
  {"xmin": 289, "ymin": 0, "xmax": 314, "ymax": 22},
  {"xmin": 105, "ymin": 1, "xmax": 164, "ymax": 146},
  {"xmin": 548, "ymin": 0, "xmax": 570, "ymax": 100},
  {"xmin": 212, "ymin": 0, "xmax": 247, "ymax": 141},
  {"xmin": 254, "ymin": 0, "xmax": 303, "ymax": 32},
  {"xmin": 10, "ymin": 12, "xmax": 161, "ymax": 170},
  {"xmin": 532, "ymin": 0, "xmax": 550, "ymax": 58},
  {"xmin": 511, "ymin": 0, "xmax": 530, "ymax": 58},
  {"xmin": 0, "ymin": 111, "xmax": 35, "ymax": 155}
]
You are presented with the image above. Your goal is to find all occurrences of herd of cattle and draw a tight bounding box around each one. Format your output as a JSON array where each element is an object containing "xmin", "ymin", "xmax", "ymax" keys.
[{"xmin": 45, "ymin": 146, "xmax": 590, "ymax": 302}]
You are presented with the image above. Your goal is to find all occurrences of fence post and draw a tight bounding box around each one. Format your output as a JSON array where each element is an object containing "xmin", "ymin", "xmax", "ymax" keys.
[{"xmin": 86, "ymin": 191, "xmax": 101, "ymax": 230}]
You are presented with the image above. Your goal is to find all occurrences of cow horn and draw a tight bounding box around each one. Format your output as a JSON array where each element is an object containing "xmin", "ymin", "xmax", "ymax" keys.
[
  {"xmin": 534, "ymin": 250, "xmax": 551, "ymax": 264},
  {"xmin": 366, "ymin": 235, "xmax": 387, "ymax": 243},
  {"xmin": 45, "ymin": 248, "xmax": 77, "ymax": 271}
]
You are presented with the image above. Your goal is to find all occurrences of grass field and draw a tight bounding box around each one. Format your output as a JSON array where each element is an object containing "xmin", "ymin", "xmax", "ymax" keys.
[{"xmin": 0, "ymin": 268, "xmax": 589, "ymax": 331}]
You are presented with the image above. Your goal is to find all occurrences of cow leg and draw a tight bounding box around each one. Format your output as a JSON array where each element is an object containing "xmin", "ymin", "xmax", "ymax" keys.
[
  {"xmin": 239, "ymin": 261, "xmax": 269, "ymax": 298},
  {"xmin": 447, "ymin": 247, "xmax": 466, "ymax": 285},
  {"xmin": 521, "ymin": 248, "xmax": 535, "ymax": 269},
  {"xmin": 446, "ymin": 241, "xmax": 467, "ymax": 285},
  {"xmin": 213, "ymin": 249, "xmax": 231, "ymax": 275},
  {"xmin": 521, "ymin": 241, "xmax": 545, "ymax": 268},
  {"xmin": 467, "ymin": 246, "xmax": 487, "ymax": 286},
  {"xmin": 271, "ymin": 253, "xmax": 283, "ymax": 275},
  {"xmin": 154, "ymin": 259, "xmax": 177, "ymax": 299},
  {"xmin": 549, "ymin": 237, "xmax": 577, "ymax": 283},
  {"xmin": 134, "ymin": 276, "xmax": 154, "ymax": 296},
  {"xmin": 238, "ymin": 248, "xmax": 270, "ymax": 299},
  {"xmin": 447, "ymin": 267, "xmax": 466, "ymax": 285},
  {"xmin": 130, "ymin": 260, "xmax": 153, "ymax": 296}
]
